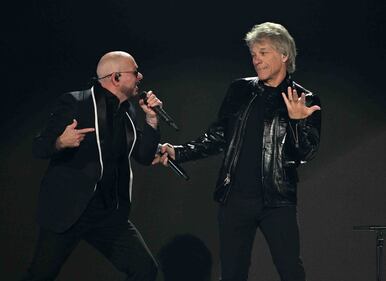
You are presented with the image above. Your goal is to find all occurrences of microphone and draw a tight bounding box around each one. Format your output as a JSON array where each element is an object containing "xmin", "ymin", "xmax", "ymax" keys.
[
  {"xmin": 157, "ymin": 144, "xmax": 189, "ymax": 181},
  {"xmin": 140, "ymin": 91, "xmax": 180, "ymax": 131}
]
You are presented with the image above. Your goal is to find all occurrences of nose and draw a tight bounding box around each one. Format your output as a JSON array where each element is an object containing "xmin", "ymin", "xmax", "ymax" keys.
[
  {"xmin": 253, "ymin": 55, "xmax": 261, "ymax": 66},
  {"xmin": 137, "ymin": 72, "xmax": 143, "ymax": 80}
]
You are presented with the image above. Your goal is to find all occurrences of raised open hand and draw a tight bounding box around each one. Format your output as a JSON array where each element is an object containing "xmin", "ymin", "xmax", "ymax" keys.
[{"xmin": 281, "ymin": 87, "xmax": 321, "ymax": 119}]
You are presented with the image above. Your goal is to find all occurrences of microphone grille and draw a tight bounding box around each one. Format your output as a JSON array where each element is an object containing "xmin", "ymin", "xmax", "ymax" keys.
[{"xmin": 140, "ymin": 91, "xmax": 147, "ymax": 100}]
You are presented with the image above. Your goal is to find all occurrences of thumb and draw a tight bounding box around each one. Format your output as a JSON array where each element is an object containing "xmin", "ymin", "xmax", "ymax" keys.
[
  {"xmin": 308, "ymin": 105, "xmax": 321, "ymax": 115},
  {"xmin": 69, "ymin": 119, "xmax": 78, "ymax": 129},
  {"xmin": 152, "ymin": 155, "xmax": 160, "ymax": 165},
  {"xmin": 310, "ymin": 105, "xmax": 321, "ymax": 112}
]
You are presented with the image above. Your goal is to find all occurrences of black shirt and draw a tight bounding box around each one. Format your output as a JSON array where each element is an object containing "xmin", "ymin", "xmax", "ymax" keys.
[
  {"xmin": 233, "ymin": 90, "xmax": 264, "ymax": 198},
  {"xmin": 233, "ymin": 78, "xmax": 288, "ymax": 199},
  {"xmin": 82, "ymin": 87, "xmax": 129, "ymax": 222}
]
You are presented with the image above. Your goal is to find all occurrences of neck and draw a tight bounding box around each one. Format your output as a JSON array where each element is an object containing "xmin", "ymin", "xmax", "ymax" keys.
[
  {"xmin": 99, "ymin": 83, "xmax": 128, "ymax": 103},
  {"xmin": 113, "ymin": 92, "xmax": 128, "ymax": 104},
  {"xmin": 262, "ymin": 70, "xmax": 287, "ymax": 88}
]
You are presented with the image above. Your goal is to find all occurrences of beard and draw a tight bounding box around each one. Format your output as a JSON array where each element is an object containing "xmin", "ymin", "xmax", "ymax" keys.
[{"xmin": 122, "ymin": 84, "xmax": 139, "ymax": 99}]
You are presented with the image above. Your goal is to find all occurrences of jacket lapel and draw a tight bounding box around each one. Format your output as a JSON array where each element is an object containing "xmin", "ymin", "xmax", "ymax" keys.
[
  {"xmin": 91, "ymin": 86, "xmax": 107, "ymax": 181},
  {"xmin": 124, "ymin": 105, "xmax": 136, "ymax": 155},
  {"xmin": 93, "ymin": 86, "xmax": 107, "ymax": 152}
]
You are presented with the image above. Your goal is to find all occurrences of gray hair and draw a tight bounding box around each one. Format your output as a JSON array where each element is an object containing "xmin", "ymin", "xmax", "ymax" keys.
[{"xmin": 244, "ymin": 22, "xmax": 297, "ymax": 73}]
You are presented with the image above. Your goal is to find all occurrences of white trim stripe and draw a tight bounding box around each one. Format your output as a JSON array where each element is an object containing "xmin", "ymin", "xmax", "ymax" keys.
[
  {"xmin": 125, "ymin": 112, "xmax": 137, "ymax": 202},
  {"xmin": 91, "ymin": 87, "xmax": 104, "ymax": 191}
]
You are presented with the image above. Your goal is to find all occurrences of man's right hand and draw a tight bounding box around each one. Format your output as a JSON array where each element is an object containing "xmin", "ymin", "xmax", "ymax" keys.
[
  {"xmin": 152, "ymin": 143, "xmax": 175, "ymax": 166},
  {"xmin": 55, "ymin": 119, "xmax": 95, "ymax": 150}
]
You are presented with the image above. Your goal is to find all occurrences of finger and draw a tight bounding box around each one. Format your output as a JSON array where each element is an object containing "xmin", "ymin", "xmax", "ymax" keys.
[
  {"xmin": 292, "ymin": 89, "xmax": 299, "ymax": 101},
  {"xmin": 281, "ymin": 92, "xmax": 291, "ymax": 108},
  {"xmin": 152, "ymin": 155, "xmax": 160, "ymax": 165},
  {"xmin": 139, "ymin": 106, "xmax": 155, "ymax": 116},
  {"xmin": 160, "ymin": 146, "xmax": 167, "ymax": 154},
  {"xmin": 76, "ymin": 134, "xmax": 84, "ymax": 141},
  {"xmin": 168, "ymin": 152, "xmax": 175, "ymax": 160},
  {"xmin": 168, "ymin": 148, "xmax": 176, "ymax": 159},
  {"xmin": 300, "ymin": 93, "xmax": 306, "ymax": 104},
  {"xmin": 160, "ymin": 153, "xmax": 169, "ymax": 161},
  {"xmin": 68, "ymin": 119, "xmax": 78, "ymax": 129},
  {"xmin": 148, "ymin": 99, "xmax": 162, "ymax": 108},
  {"xmin": 287, "ymin": 87, "xmax": 293, "ymax": 101},
  {"xmin": 166, "ymin": 147, "xmax": 174, "ymax": 155},
  {"xmin": 309, "ymin": 105, "xmax": 321, "ymax": 113},
  {"xmin": 160, "ymin": 154, "xmax": 169, "ymax": 165},
  {"xmin": 77, "ymin": 128, "xmax": 95, "ymax": 134},
  {"xmin": 141, "ymin": 90, "xmax": 153, "ymax": 103},
  {"xmin": 146, "ymin": 93, "xmax": 156, "ymax": 101},
  {"xmin": 139, "ymin": 99, "xmax": 153, "ymax": 111},
  {"xmin": 78, "ymin": 133, "xmax": 85, "ymax": 139},
  {"xmin": 147, "ymin": 96, "xmax": 162, "ymax": 108},
  {"xmin": 160, "ymin": 143, "xmax": 170, "ymax": 154}
]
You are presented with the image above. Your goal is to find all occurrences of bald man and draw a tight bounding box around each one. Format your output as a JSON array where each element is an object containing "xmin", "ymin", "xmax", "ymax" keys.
[{"xmin": 22, "ymin": 51, "xmax": 161, "ymax": 280}]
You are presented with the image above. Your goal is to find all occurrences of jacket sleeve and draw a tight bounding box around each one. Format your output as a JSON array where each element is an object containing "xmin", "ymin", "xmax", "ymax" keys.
[
  {"xmin": 287, "ymin": 93, "xmax": 321, "ymax": 162},
  {"xmin": 128, "ymin": 100, "xmax": 160, "ymax": 166},
  {"xmin": 32, "ymin": 93, "xmax": 77, "ymax": 159},
  {"xmin": 173, "ymin": 119, "xmax": 227, "ymax": 163},
  {"xmin": 132, "ymin": 122, "xmax": 161, "ymax": 166},
  {"xmin": 173, "ymin": 83, "xmax": 238, "ymax": 163}
]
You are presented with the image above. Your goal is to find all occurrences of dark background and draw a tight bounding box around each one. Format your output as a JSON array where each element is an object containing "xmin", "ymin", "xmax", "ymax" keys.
[{"xmin": 1, "ymin": 0, "xmax": 385, "ymax": 280}]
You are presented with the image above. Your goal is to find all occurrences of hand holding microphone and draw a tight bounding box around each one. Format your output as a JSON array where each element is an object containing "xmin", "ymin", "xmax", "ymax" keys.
[
  {"xmin": 139, "ymin": 91, "xmax": 162, "ymax": 129},
  {"xmin": 153, "ymin": 143, "xmax": 189, "ymax": 180},
  {"xmin": 141, "ymin": 91, "xmax": 187, "ymax": 179},
  {"xmin": 140, "ymin": 91, "xmax": 180, "ymax": 131}
]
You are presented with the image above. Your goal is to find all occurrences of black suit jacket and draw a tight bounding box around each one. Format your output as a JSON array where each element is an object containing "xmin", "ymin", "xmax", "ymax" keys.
[{"xmin": 33, "ymin": 84, "xmax": 160, "ymax": 233}]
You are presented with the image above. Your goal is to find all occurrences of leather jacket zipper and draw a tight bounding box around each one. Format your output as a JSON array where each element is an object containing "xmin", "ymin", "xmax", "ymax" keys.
[
  {"xmin": 272, "ymin": 116, "xmax": 281, "ymax": 193},
  {"xmin": 223, "ymin": 173, "xmax": 231, "ymax": 186},
  {"xmin": 289, "ymin": 121, "xmax": 299, "ymax": 148},
  {"xmin": 222, "ymin": 93, "xmax": 258, "ymax": 197}
]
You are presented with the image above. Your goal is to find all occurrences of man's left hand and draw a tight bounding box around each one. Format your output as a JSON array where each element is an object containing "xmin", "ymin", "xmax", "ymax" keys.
[
  {"xmin": 139, "ymin": 90, "xmax": 162, "ymax": 128},
  {"xmin": 281, "ymin": 87, "xmax": 321, "ymax": 119}
]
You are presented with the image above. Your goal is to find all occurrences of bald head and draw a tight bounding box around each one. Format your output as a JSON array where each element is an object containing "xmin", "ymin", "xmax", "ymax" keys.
[
  {"xmin": 95, "ymin": 51, "xmax": 142, "ymax": 102},
  {"xmin": 96, "ymin": 51, "xmax": 135, "ymax": 79}
]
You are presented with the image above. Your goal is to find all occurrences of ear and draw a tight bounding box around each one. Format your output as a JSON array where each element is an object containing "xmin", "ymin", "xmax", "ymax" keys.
[
  {"xmin": 111, "ymin": 72, "xmax": 120, "ymax": 86},
  {"xmin": 281, "ymin": 54, "xmax": 288, "ymax": 63}
]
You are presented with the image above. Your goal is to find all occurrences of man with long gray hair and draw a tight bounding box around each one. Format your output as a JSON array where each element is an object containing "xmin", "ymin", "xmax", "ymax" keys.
[{"xmin": 154, "ymin": 22, "xmax": 321, "ymax": 281}]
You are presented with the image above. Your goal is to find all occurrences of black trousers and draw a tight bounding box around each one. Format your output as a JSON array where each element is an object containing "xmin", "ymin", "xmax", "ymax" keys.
[
  {"xmin": 21, "ymin": 209, "xmax": 157, "ymax": 281},
  {"xmin": 218, "ymin": 194, "xmax": 306, "ymax": 281}
]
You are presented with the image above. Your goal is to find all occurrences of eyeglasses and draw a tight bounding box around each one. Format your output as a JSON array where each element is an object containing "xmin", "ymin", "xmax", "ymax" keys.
[
  {"xmin": 119, "ymin": 70, "xmax": 139, "ymax": 77},
  {"xmin": 98, "ymin": 70, "xmax": 139, "ymax": 80}
]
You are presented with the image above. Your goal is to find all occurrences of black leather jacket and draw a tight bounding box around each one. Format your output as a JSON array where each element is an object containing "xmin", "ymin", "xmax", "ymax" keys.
[{"xmin": 174, "ymin": 76, "xmax": 321, "ymax": 207}]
